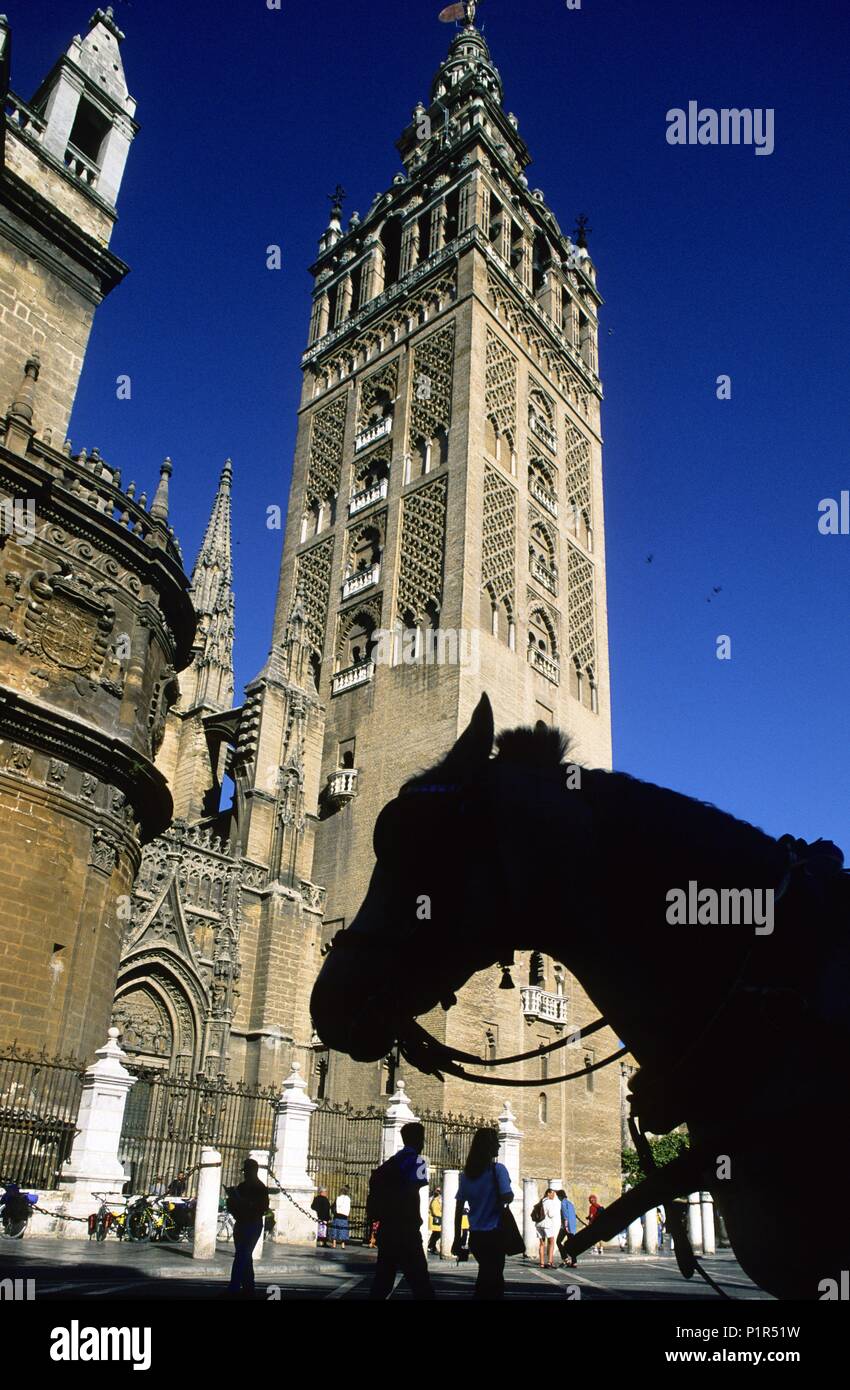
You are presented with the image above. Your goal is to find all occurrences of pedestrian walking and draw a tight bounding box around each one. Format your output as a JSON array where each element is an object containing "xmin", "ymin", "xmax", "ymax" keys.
[
  {"xmin": 311, "ymin": 1187, "xmax": 331, "ymax": 1247},
  {"xmin": 366, "ymin": 1121, "xmax": 434, "ymax": 1300},
  {"xmin": 587, "ymin": 1193, "xmax": 606, "ymax": 1254},
  {"xmin": 535, "ymin": 1187, "xmax": 561, "ymax": 1268},
  {"xmin": 331, "ymin": 1187, "xmax": 351, "ymax": 1247},
  {"xmin": 453, "ymin": 1127, "xmax": 515, "ymax": 1299},
  {"xmin": 226, "ymin": 1158, "xmax": 270, "ymax": 1297},
  {"xmin": 556, "ymin": 1188, "xmax": 578, "ymax": 1267},
  {"xmin": 427, "ymin": 1189, "xmax": 442, "ymax": 1254},
  {"xmin": 657, "ymin": 1205, "xmax": 665, "ymax": 1251}
]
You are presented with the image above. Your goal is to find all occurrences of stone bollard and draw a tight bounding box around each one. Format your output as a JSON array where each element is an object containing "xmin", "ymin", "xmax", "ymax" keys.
[
  {"xmin": 627, "ymin": 1214, "xmax": 643, "ymax": 1253},
  {"xmin": 250, "ymin": 1148, "xmax": 269, "ymax": 1264},
  {"xmin": 60, "ymin": 1028, "xmax": 137, "ymax": 1237},
  {"xmin": 192, "ymin": 1147, "xmax": 222, "ymax": 1260},
  {"xmin": 440, "ymin": 1168, "xmax": 460, "ymax": 1260},
  {"xmin": 643, "ymin": 1204, "xmax": 658, "ymax": 1254},
  {"xmin": 523, "ymin": 1178, "xmax": 539, "ymax": 1258},
  {"xmin": 420, "ymin": 1175, "xmax": 431, "ymax": 1254},
  {"xmin": 701, "ymin": 1191, "xmax": 716, "ymax": 1255},
  {"xmin": 270, "ymin": 1063, "xmax": 318, "ymax": 1245},
  {"xmin": 687, "ymin": 1191, "xmax": 703, "ymax": 1252}
]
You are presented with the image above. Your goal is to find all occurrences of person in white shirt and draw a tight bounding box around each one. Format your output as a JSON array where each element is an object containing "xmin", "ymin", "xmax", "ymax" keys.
[
  {"xmin": 536, "ymin": 1188, "xmax": 562, "ymax": 1268},
  {"xmin": 331, "ymin": 1187, "xmax": 352, "ymax": 1247}
]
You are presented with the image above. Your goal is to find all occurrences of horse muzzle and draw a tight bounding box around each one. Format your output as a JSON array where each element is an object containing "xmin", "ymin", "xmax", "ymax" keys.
[{"xmin": 310, "ymin": 937, "xmax": 400, "ymax": 1063}]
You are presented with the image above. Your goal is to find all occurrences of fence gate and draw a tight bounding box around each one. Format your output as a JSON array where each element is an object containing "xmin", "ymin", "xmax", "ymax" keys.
[
  {"xmin": 307, "ymin": 1102, "xmax": 494, "ymax": 1243},
  {"xmin": 119, "ymin": 1069, "xmax": 279, "ymax": 1196},
  {"xmin": 307, "ymin": 1102, "xmax": 385, "ymax": 1241},
  {"xmin": 0, "ymin": 1047, "xmax": 84, "ymax": 1190}
]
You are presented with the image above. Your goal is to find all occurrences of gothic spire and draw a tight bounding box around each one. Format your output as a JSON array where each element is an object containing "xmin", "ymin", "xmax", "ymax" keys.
[
  {"xmin": 183, "ymin": 458, "xmax": 235, "ymax": 712},
  {"xmin": 149, "ymin": 456, "xmax": 172, "ymax": 523}
]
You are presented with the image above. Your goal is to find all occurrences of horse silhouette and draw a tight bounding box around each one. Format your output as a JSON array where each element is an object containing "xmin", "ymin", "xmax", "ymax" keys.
[{"xmin": 311, "ymin": 694, "xmax": 849, "ymax": 1300}]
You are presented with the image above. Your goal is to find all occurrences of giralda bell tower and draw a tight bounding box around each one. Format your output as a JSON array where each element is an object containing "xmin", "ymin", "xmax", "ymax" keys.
[{"xmin": 271, "ymin": 2, "xmax": 619, "ymax": 1189}]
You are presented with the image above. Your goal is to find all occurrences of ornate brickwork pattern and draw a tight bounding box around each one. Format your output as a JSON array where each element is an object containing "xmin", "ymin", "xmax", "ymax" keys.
[
  {"xmin": 565, "ymin": 423, "xmax": 592, "ymax": 531},
  {"xmin": 294, "ymin": 538, "xmax": 335, "ymax": 654},
  {"xmin": 358, "ymin": 359, "xmax": 398, "ymax": 430},
  {"xmin": 486, "ymin": 265, "xmax": 592, "ymax": 414},
  {"xmin": 306, "ymin": 395, "xmax": 347, "ymax": 506},
  {"xmin": 567, "ymin": 542, "xmax": 596, "ymax": 673},
  {"xmin": 482, "ymin": 465, "xmax": 516, "ymax": 614},
  {"xmin": 408, "ymin": 322, "xmax": 455, "ymax": 448},
  {"xmin": 396, "ymin": 476, "xmax": 448, "ymax": 622},
  {"xmin": 316, "ymin": 268, "xmax": 457, "ymax": 392},
  {"xmin": 485, "ymin": 329, "xmax": 517, "ymax": 447}
]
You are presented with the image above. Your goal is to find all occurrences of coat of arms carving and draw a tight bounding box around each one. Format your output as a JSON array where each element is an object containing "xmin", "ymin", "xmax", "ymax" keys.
[{"xmin": 23, "ymin": 563, "xmax": 115, "ymax": 677}]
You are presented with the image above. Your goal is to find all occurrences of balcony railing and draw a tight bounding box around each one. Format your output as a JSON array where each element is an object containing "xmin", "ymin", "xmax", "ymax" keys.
[
  {"xmin": 5, "ymin": 92, "xmax": 47, "ymax": 141},
  {"xmin": 530, "ymin": 478, "xmax": 558, "ymax": 518},
  {"xmin": 64, "ymin": 141, "xmax": 100, "ymax": 187},
  {"xmin": 326, "ymin": 768, "xmax": 359, "ymax": 806},
  {"xmin": 528, "ymin": 647, "xmax": 560, "ymax": 685},
  {"xmin": 331, "ymin": 658, "xmax": 375, "ymax": 695},
  {"xmin": 349, "ymin": 477, "xmax": 388, "ymax": 516},
  {"xmin": 342, "ymin": 562, "xmax": 380, "ymax": 600},
  {"xmin": 521, "ymin": 986, "xmax": 568, "ymax": 1025},
  {"xmin": 531, "ymin": 555, "xmax": 558, "ymax": 594},
  {"xmin": 529, "ymin": 414, "xmax": 557, "ymax": 453},
  {"xmin": 355, "ymin": 416, "xmax": 392, "ymax": 452}
]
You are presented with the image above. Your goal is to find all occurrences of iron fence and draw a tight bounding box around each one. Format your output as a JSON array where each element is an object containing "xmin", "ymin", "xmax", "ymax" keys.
[
  {"xmin": 307, "ymin": 1101, "xmax": 385, "ymax": 1241},
  {"xmin": 119, "ymin": 1068, "xmax": 279, "ymax": 1197},
  {"xmin": 0, "ymin": 1047, "xmax": 84, "ymax": 1189},
  {"xmin": 419, "ymin": 1108, "xmax": 493, "ymax": 1179},
  {"xmin": 307, "ymin": 1101, "xmax": 494, "ymax": 1243}
]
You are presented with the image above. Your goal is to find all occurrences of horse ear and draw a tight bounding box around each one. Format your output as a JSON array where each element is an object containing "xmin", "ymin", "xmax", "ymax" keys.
[{"xmin": 443, "ymin": 693, "xmax": 495, "ymax": 774}]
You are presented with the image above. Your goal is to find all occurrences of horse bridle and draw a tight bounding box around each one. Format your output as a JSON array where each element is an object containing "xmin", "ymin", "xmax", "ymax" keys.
[
  {"xmin": 369, "ymin": 776, "xmax": 630, "ymax": 1086},
  {"xmin": 392, "ymin": 800, "xmax": 814, "ymax": 1093}
]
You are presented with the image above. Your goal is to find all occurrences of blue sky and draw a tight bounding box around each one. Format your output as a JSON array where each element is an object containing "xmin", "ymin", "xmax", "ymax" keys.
[{"xmin": 9, "ymin": 0, "xmax": 850, "ymax": 852}]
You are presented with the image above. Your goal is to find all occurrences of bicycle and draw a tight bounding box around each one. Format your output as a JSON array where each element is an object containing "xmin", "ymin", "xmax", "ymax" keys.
[
  {"xmin": 217, "ymin": 1208, "xmax": 235, "ymax": 1242},
  {"xmin": 121, "ymin": 1194, "xmax": 181, "ymax": 1243},
  {"xmin": 89, "ymin": 1193, "xmax": 130, "ymax": 1242}
]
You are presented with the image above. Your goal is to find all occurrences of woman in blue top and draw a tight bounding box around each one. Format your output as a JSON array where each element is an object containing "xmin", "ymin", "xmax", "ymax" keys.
[{"xmin": 453, "ymin": 1128, "xmax": 514, "ymax": 1299}]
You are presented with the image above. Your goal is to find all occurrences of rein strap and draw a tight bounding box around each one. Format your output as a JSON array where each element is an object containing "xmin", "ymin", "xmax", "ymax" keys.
[{"xmin": 399, "ymin": 1018, "xmax": 627, "ymax": 1087}]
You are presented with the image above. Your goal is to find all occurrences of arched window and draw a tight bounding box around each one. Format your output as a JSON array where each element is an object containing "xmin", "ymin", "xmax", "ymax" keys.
[
  {"xmin": 315, "ymin": 1050, "xmax": 329, "ymax": 1100},
  {"xmin": 354, "ymin": 450, "xmax": 390, "ymax": 497},
  {"xmin": 529, "ymin": 952, "xmax": 545, "ymax": 987},
  {"xmin": 528, "ymin": 388, "xmax": 556, "ymax": 449},
  {"xmin": 381, "ymin": 217, "xmax": 403, "ymax": 289},
  {"xmin": 528, "ymin": 609, "xmax": 557, "ymax": 660},
  {"xmin": 538, "ymin": 1092, "xmax": 548, "ymax": 1124},
  {"xmin": 528, "ymin": 457, "xmax": 557, "ymax": 516},
  {"xmin": 530, "ymin": 522, "xmax": 557, "ymax": 593},
  {"xmin": 532, "ymin": 232, "xmax": 552, "ymax": 297},
  {"xmin": 346, "ymin": 525, "xmax": 381, "ymax": 578},
  {"xmin": 585, "ymin": 1052, "xmax": 595, "ymax": 1094},
  {"xmin": 338, "ymin": 605, "xmax": 379, "ymax": 672}
]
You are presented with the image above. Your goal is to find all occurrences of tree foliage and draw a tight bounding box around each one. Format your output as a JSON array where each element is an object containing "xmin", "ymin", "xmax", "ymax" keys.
[{"xmin": 622, "ymin": 1131, "xmax": 690, "ymax": 1189}]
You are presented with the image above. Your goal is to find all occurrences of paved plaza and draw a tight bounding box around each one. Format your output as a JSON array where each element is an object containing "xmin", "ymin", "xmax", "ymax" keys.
[{"xmin": 1, "ymin": 1237, "xmax": 773, "ymax": 1301}]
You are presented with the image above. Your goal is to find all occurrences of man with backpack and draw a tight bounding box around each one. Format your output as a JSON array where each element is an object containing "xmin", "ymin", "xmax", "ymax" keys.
[{"xmin": 366, "ymin": 1121, "xmax": 434, "ymax": 1299}]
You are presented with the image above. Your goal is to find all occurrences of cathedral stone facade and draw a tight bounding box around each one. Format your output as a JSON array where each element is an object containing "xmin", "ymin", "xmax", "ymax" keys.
[
  {"xmin": 0, "ymin": 9, "xmax": 195, "ymax": 1060},
  {"xmin": 2, "ymin": 7, "xmax": 623, "ymax": 1202}
]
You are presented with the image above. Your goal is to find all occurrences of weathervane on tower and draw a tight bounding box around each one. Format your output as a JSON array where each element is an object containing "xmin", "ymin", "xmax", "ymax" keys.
[{"xmin": 438, "ymin": 0, "xmax": 483, "ymax": 27}]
